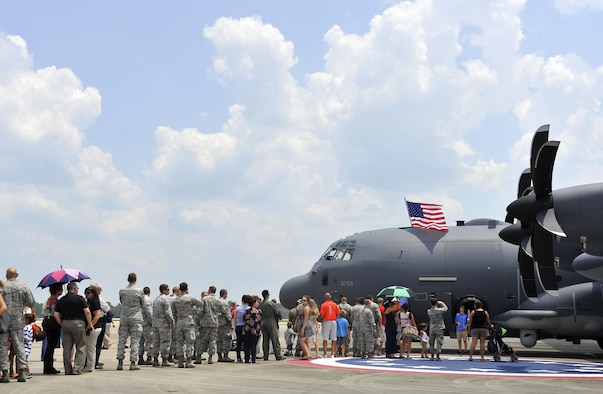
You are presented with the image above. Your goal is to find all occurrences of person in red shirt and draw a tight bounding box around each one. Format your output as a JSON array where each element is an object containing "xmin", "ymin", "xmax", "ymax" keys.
[{"xmin": 319, "ymin": 293, "xmax": 340, "ymax": 357}]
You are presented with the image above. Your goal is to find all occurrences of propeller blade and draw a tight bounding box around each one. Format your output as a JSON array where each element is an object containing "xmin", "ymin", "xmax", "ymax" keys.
[
  {"xmin": 504, "ymin": 169, "xmax": 533, "ymax": 224},
  {"xmin": 518, "ymin": 168, "xmax": 532, "ymax": 198},
  {"xmin": 518, "ymin": 248, "xmax": 538, "ymax": 300},
  {"xmin": 521, "ymin": 234, "xmax": 533, "ymax": 258},
  {"xmin": 532, "ymin": 225, "xmax": 559, "ymax": 296},
  {"xmin": 530, "ymin": 125, "xmax": 549, "ymax": 180},
  {"xmin": 533, "ymin": 141, "xmax": 559, "ymax": 200},
  {"xmin": 536, "ymin": 208, "xmax": 566, "ymax": 237}
]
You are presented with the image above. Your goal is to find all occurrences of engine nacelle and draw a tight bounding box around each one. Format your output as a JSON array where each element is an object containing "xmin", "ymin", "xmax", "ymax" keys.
[{"xmin": 520, "ymin": 329, "xmax": 538, "ymax": 347}]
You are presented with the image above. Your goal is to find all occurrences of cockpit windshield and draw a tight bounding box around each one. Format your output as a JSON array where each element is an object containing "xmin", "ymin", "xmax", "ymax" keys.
[{"xmin": 323, "ymin": 240, "xmax": 356, "ymax": 261}]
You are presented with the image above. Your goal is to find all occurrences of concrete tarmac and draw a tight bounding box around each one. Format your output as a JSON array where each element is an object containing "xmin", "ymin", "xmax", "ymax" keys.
[{"xmin": 3, "ymin": 322, "xmax": 602, "ymax": 393}]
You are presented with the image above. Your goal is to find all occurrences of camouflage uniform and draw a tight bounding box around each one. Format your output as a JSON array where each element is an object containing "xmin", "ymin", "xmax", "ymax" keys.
[
  {"xmin": 338, "ymin": 300, "xmax": 353, "ymax": 355},
  {"xmin": 349, "ymin": 300, "xmax": 364, "ymax": 357},
  {"xmin": 427, "ymin": 301, "xmax": 448, "ymax": 360},
  {"xmin": 196, "ymin": 293, "xmax": 221, "ymax": 363},
  {"xmin": 168, "ymin": 293, "xmax": 179, "ymax": 360},
  {"xmin": 369, "ymin": 299, "xmax": 381, "ymax": 354},
  {"xmin": 288, "ymin": 305, "xmax": 302, "ymax": 356},
  {"xmin": 151, "ymin": 293, "xmax": 174, "ymax": 365},
  {"xmin": 117, "ymin": 284, "xmax": 145, "ymax": 366},
  {"xmin": 173, "ymin": 293, "xmax": 202, "ymax": 367},
  {"xmin": 217, "ymin": 297, "xmax": 233, "ymax": 361},
  {"xmin": 139, "ymin": 293, "xmax": 153, "ymax": 363},
  {"xmin": 357, "ymin": 304, "xmax": 376, "ymax": 357},
  {"xmin": 0, "ymin": 276, "xmax": 35, "ymax": 382}
]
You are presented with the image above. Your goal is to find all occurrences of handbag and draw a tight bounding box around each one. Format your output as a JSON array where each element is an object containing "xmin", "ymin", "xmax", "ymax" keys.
[
  {"xmin": 403, "ymin": 324, "xmax": 418, "ymax": 337},
  {"xmin": 0, "ymin": 312, "xmax": 9, "ymax": 334},
  {"xmin": 42, "ymin": 314, "xmax": 61, "ymax": 330}
]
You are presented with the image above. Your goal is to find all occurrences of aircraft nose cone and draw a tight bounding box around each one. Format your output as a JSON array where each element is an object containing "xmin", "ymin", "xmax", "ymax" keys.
[
  {"xmin": 499, "ymin": 222, "xmax": 531, "ymax": 245},
  {"xmin": 279, "ymin": 273, "xmax": 312, "ymax": 309}
]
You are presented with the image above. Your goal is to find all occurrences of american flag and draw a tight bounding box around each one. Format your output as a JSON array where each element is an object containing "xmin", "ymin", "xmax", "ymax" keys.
[{"xmin": 406, "ymin": 200, "xmax": 448, "ymax": 231}]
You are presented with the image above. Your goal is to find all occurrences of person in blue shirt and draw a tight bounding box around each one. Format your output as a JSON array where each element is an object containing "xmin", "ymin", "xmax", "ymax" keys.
[
  {"xmin": 335, "ymin": 310, "xmax": 350, "ymax": 357},
  {"xmin": 455, "ymin": 305, "xmax": 468, "ymax": 355}
]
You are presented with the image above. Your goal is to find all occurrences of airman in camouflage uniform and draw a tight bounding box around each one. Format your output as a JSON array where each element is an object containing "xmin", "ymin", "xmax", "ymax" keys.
[
  {"xmin": 349, "ymin": 297, "xmax": 365, "ymax": 357},
  {"xmin": 338, "ymin": 297, "xmax": 353, "ymax": 356},
  {"xmin": 195, "ymin": 286, "xmax": 222, "ymax": 365},
  {"xmin": 0, "ymin": 267, "xmax": 35, "ymax": 383},
  {"xmin": 367, "ymin": 295, "xmax": 381, "ymax": 357},
  {"xmin": 117, "ymin": 272, "xmax": 145, "ymax": 371},
  {"xmin": 172, "ymin": 282, "xmax": 202, "ymax": 368},
  {"xmin": 151, "ymin": 284, "xmax": 174, "ymax": 367},
  {"xmin": 139, "ymin": 286, "xmax": 153, "ymax": 365},
  {"xmin": 358, "ymin": 299, "xmax": 377, "ymax": 358},
  {"xmin": 167, "ymin": 285, "xmax": 180, "ymax": 362},
  {"xmin": 216, "ymin": 289, "xmax": 234, "ymax": 362}
]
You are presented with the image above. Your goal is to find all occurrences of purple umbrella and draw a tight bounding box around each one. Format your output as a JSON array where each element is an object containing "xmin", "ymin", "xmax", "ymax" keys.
[{"xmin": 37, "ymin": 268, "xmax": 91, "ymax": 288}]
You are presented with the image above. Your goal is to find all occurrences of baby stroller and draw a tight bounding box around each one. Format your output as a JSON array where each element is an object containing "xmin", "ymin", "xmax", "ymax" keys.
[{"xmin": 487, "ymin": 326, "xmax": 518, "ymax": 362}]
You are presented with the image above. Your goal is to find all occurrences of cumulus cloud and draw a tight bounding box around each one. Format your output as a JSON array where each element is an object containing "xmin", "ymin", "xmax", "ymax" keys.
[{"xmin": 3, "ymin": 1, "xmax": 603, "ymax": 303}]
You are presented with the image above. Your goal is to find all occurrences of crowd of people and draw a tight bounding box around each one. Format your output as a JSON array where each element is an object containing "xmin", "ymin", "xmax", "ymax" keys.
[
  {"xmin": 0, "ymin": 267, "xmax": 289, "ymax": 383},
  {"xmin": 0, "ymin": 266, "xmax": 504, "ymax": 383},
  {"xmin": 287, "ymin": 293, "xmax": 497, "ymax": 363}
]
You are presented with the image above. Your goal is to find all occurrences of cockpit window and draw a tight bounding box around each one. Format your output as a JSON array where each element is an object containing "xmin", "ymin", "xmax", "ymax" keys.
[{"xmin": 323, "ymin": 240, "xmax": 355, "ymax": 261}]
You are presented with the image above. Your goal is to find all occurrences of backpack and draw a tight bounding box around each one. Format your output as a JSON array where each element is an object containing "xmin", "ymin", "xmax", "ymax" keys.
[{"xmin": 32, "ymin": 323, "xmax": 46, "ymax": 341}]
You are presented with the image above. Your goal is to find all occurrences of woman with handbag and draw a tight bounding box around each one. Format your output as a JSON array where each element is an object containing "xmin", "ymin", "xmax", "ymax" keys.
[
  {"xmin": 396, "ymin": 302, "xmax": 417, "ymax": 359},
  {"xmin": 42, "ymin": 283, "xmax": 63, "ymax": 374}
]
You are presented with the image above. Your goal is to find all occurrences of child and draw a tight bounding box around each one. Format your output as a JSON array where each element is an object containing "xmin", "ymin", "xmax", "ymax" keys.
[
  {"xmin": 23, "ymin": 313, "xmax": 35, "ymax": 378},
  {"xmin": 419, "ymin": 322, "xmax": 429, "ymax": 358},
  {"xmin": 335, "ymin": 310, "xmax": 350, "ymax": 357},
  {"xmin": 284, "ymin": 321, "xmax": 296, "ymax": 356}
]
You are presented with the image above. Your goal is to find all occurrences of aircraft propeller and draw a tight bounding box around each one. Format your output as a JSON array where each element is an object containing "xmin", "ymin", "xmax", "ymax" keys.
[{"xmin": 499, "ymin": 125, "xmax": 560, "ymax": 298}]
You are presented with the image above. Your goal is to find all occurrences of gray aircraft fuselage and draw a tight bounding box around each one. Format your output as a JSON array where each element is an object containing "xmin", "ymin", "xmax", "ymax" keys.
[{"xmin": 279, "ymin": 219, "xmax": 603, "ymax": 347}]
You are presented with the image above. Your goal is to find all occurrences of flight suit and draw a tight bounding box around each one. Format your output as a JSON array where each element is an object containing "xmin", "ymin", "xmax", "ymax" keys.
[{"xmin": 258, "ymin": 299, "xmax": 283, "ymax": 360}]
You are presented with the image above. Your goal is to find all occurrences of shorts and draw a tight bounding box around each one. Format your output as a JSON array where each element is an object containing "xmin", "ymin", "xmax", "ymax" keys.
[
  {"xmin": 336, "ymin": 336, "xmax": 348, "ymax": 346},
  {"xmin": 321, "ymin": 320, "xmax": 337, "ymax": 341},
  {"xmin": 470, "ymin": 328, "xmax": 489, "ymax": 339},
  {"xmin": 457, "ymin": 330, "xmax": 468, "ymax": 341}
]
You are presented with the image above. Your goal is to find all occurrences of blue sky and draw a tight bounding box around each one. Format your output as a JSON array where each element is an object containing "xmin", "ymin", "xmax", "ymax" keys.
[{"xmin": 1, "ymin": 0, "xmax": 602, "ymax": 304}]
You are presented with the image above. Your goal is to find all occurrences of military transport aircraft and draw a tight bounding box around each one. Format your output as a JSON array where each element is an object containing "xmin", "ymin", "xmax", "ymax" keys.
[{"xmin": 279, "ymin": 125, "xmax": 603, "ymax": 350}]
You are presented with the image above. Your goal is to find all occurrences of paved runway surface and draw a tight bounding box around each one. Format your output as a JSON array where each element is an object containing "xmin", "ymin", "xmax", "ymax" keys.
[{"xmin": 3, "ymin": 322, "xmax": 602, "ymax": 393}]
